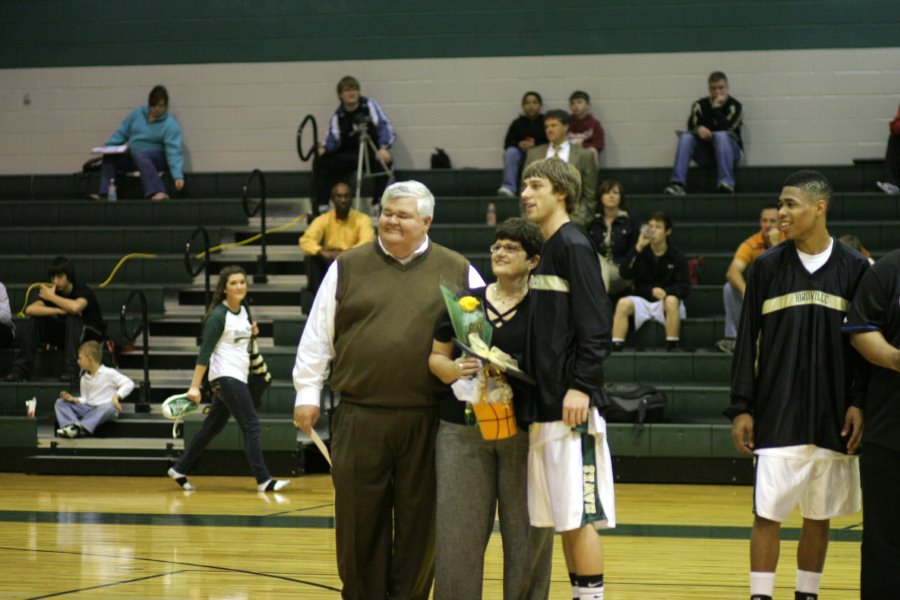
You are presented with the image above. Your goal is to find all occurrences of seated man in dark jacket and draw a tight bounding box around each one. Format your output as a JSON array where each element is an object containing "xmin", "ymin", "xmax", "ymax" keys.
[
  {"xmin": 497, "ymin": 91, "xmax": 547, "ymax": 197},
  {"xmin": 312, "ymin": 75, "xmax": 395, "ymax": 216},
  {"xmin": 663, "ymin": 71, "xmax": 743, "ymax": 195},
  {"xmin": 4, "ymin": 257, "xmax": 105, "ymax": 384},
  {"xmin": 611, "ymin": 212, "xmax": 691, "ymax": 351}
]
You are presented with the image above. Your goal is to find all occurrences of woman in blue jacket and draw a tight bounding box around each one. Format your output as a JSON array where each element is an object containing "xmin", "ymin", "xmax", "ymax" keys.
[{"xmin": 97, "ymin": 85, "xmax": 184, "ymax": 201}]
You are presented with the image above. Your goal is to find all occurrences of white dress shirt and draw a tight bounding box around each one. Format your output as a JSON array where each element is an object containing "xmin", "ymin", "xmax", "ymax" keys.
[
  {"xmin": 544, "ymin": 140, "xmax": 571, "ymax": 163},
  {"xmin": 0, "ymin": 283, "xmax": 12, "ymax": 328},
  {"xmin": 293, "ymin": 235, "xmax": 485, "ymax": 407},
  {"xmin": 78, "ymin": 365, "xmax": 135, "ymax": 407}
]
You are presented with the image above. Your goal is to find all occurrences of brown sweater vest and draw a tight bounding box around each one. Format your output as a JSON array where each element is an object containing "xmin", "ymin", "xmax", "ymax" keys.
[{"xmin": 331, "ymin": 241, "xmax": 469, "ymax": 407}]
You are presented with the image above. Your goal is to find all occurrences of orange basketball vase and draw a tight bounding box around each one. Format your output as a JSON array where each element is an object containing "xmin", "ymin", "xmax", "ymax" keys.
[{"xmin": 472, "ymin": 400, "xmax": 517, "ymax": 441}]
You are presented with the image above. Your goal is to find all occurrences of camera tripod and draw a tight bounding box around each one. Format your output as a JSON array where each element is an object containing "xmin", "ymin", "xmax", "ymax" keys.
[{"xmin": 352, "ymin": 122, "xmax": 394, "ymax": 212}]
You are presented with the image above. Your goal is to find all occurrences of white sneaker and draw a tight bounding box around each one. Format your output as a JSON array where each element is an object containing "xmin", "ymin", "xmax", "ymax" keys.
[
  {"xmin": 59, "ymin": 424, "xmax": 80, "ymax": 438},
  {"xmin": 715, "ymin": 338, "xmax": 736, "ymax": 354},
  {"xmin": 496, "ymin": 186, "xmax": 515, "ymax": 197},
  {"xmin": 876, "ymin": 181, "xmax": 899, "ymax": 195},
  {"xmin": 168, "ymin": 467, "xmax": 196, "ymax": 491},
  {"xmin": 258, "ymin": 479, "xmax": 291, "ymax": 492}
]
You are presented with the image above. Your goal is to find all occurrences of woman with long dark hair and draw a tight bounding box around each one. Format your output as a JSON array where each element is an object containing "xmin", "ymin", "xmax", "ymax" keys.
[
  {"xmin": 588, "ymin": 179, "xmax": 642, "ymax": 296},
  {"xmin": 167, "ymin": 265, "xmax": 289, "ymax": 492}
]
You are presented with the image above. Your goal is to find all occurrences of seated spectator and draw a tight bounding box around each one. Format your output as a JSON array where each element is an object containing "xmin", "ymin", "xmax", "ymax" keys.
[
  {"xmin": 588, "ymin": 180, "xmax": 641, "ymax": 296},
  {"xmin": 875, "ymin": 102, "xmax": 900, "ymax": 195},
  {"xmin": 664, "ymin": 71, "xmax": 744, "ymax": 195},
  {"xmin": 313, "ymin": 75, "xmax": 395, "ymax": 216},
  {"xmin": 54, "ymin": 340, "xmax": 134, "ymax": 438},
  {"xmin": 4, "ymin": 257, "xmax": 105, "ymax": 384},
  {"xmin": 839, "ymin": 234, "xmax": 875, "ymax": 265},
  {"xmin": 298, "ymin": 181, "xmax": 375, "ymax": 296},
  {"xmin": 612, "ymin": 212, "xmax": 691, "ymax": 352},
  {"xmin": 523, "ymin": 109, "xmax": 598, "ymax": 228},
  {"xmin": 567, "ymin": 90, "xmax": 605, "ymax": 168},
  {"xmin": 97, "ymin": 85, "xmax": 184, "ymax": 201},
  {"xmin": 497, "ymin": 91, "xmax": 547, "ymax": 197},
  {"xmin": 0, "ymin": 282, "xmax": 14, "ymax": 348},
  {"xmin": 716, "ymin": 207, "xmax": 783, "ymax": 353}
]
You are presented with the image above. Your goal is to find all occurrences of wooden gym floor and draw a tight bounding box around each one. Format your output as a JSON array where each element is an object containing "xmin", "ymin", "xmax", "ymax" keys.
[{"xmin": 0, "ymin": 473, "xmax": 861, "ymax": 599}]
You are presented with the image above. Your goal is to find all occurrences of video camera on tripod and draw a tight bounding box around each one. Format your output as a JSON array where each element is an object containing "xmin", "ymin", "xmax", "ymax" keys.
[
  {"xmin": 351, "ymin": 112, "xmax": 373, "ymax": 136},
  {"xmin": 349, "ymin": 112, "xmax": 394, "ymax": 211}
]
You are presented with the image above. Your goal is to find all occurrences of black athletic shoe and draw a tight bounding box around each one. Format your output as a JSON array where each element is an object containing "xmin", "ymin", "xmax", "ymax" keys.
[{"xmin": 664, "ymin": 183, "xmax": 686, "ymax": 196}]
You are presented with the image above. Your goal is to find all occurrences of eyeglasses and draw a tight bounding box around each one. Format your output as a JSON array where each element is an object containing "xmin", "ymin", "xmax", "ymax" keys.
[{"xmin": 490, "ymin": 243, "xmax": 524, "ymax": 254}]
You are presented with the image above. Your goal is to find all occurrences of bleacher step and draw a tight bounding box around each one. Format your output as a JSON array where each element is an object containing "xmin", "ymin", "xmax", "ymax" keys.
[
  {"xmin": 37, "ymin": 436, "xmax": 183, "ymax": 450},
  {"xmin": 24, "ymin": 454, "xmax": 174, "ymax": 476}
]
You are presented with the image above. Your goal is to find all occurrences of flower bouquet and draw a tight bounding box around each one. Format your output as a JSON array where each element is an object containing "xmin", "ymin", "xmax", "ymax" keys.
[{"xmin": 440, "ymin": 284, "xmax": 519, "ymax": 441}]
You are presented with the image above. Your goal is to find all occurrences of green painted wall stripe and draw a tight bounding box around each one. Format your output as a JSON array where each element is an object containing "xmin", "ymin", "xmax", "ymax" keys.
[
  {"xmin": 0, "ymin": 510, "xmax": 864, "ymax": 541},
  {"xmin": 1, "ymin": 1, "xmax": 898, "ymax": 69}
]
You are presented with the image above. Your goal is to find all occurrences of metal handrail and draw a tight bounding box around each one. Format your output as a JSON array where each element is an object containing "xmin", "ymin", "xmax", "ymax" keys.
[
  {"xmin": 242, "ymin": 169, "xmax": 268, "ymax": 284},
  {"xmin": 184, "ymin": 226, "xmax": 211, "ymax": 309},
  {"xmin": 120, "ymin": 289, "xmax": 151, "ymax": 412},
  {"xmin": 296, "ymin": 114, "xmax": 318, "ymax": 162}
]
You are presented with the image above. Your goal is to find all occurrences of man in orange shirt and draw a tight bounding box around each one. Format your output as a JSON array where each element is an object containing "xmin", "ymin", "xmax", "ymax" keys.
[
  {"xmin": 716, "ymin": 206, "xmax": 782, "ymax": 353},
  {"xmin": 299, "ymin": 182, "xmax": 375, "ymax": 296}
]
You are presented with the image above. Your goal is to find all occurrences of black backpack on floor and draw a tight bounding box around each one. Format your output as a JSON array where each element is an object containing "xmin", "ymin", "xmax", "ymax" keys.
[{"xmin": 603, "ymin": 383, "xmax": 667, "ymax": 427}]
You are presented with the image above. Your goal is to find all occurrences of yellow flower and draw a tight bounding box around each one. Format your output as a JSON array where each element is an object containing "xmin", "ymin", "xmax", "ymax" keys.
[{"xmin": 459, "ymin": 296, "xmax": 480, "ymax": 312}]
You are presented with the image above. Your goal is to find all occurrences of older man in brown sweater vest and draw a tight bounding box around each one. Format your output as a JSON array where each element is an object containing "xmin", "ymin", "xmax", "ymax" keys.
[{"xmin": 292, "ymin": 181, "xmax": 483, "ymax": 600}]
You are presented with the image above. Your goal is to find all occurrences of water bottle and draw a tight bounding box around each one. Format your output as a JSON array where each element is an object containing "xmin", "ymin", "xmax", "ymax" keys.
[
  {"xmin": 108, "ymin": 178, "xmax": 117, "ymax": 202},
  {"xmin": 486, "ymin": 202, "xmax": 496, "ymax": 226}
]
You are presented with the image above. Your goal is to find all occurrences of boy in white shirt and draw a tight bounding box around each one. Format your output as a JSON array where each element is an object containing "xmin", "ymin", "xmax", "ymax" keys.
[{"xmin": 55, "ymin": 341, "xmax": 134, "ymax": 438}]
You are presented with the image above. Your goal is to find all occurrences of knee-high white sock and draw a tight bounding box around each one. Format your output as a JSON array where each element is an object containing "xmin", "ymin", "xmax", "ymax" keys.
[
  {"xmin": 750, "ymin": 571, "xmax": 776, "ymax": 597},
  {"xmin": 796, "ymin": 569, "xmax": 822, "ymax": 596}
]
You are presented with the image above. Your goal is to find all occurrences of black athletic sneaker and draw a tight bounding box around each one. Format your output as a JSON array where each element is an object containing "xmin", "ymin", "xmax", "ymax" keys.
[{"xmin": 664, "ymin": 183, "xmax": 686, "ymax": 196}]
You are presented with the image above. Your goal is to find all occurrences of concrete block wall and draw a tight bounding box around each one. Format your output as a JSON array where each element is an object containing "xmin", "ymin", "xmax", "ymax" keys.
[{"xmin": 0, "ymin": 1, "xmax": 898, "ymax": 176}]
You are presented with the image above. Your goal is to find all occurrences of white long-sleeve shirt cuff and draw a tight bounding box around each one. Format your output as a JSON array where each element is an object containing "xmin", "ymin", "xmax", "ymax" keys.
[
  {"xmin": 295, "ymin": 386, "xmax": 323, "ymax": 408},
  {"xmin": 293, "ymin": 261, "xmax": 337, "ymax": 408}
]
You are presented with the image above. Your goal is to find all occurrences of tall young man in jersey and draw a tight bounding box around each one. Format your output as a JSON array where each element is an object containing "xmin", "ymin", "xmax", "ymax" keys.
[
  {"xmin": 845, "ymin": 249, "xmax": 900, "ymax": 599},
  {"xmin": 521, "ymin": 157, "xmax": 614, "ymax": 600},
  {"xmin": 726, "ymin": 170, "xmax": 869, "ymax": 600}
]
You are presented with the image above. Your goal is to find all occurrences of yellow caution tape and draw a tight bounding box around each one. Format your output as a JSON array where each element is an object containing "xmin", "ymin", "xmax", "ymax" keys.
[
  {"xmin": 98, "ymin": 253, "xmax": 159, "ymax": 288},
  {"xmin": 195, "ymin": 212, "xmax": 309, "ymax": 258}
]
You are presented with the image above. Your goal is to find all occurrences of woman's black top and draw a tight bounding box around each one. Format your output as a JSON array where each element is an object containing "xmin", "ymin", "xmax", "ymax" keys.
[{"xmin": 433, "ymin": 286, "xmax": 531, "ymax": 425}]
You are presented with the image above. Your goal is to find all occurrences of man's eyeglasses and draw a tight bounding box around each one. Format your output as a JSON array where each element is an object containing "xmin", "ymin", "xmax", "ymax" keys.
[{"xmin": 489, "ymin": 243, "xmax": 524, "ymax": 254}]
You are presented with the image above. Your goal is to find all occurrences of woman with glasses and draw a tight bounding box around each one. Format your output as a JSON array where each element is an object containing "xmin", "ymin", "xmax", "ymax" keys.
[{"xmin": 428, "ymin": 217, "xmax": 553, "ymax": 600}]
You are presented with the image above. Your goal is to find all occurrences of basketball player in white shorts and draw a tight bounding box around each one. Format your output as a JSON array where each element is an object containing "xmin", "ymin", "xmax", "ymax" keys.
[
  {"xmin": 754, "ymin": 447, "xmax": 860, "ymax": 522},
  {"xmin": 528, "ymin": 408, "xmax": 616, "ymax": 533}
]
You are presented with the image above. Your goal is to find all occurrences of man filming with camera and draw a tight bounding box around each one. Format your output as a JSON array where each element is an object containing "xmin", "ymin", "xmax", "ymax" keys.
[{"xmin": 312, "ymin": 76, "xmax": 395, "ymax": 216}]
